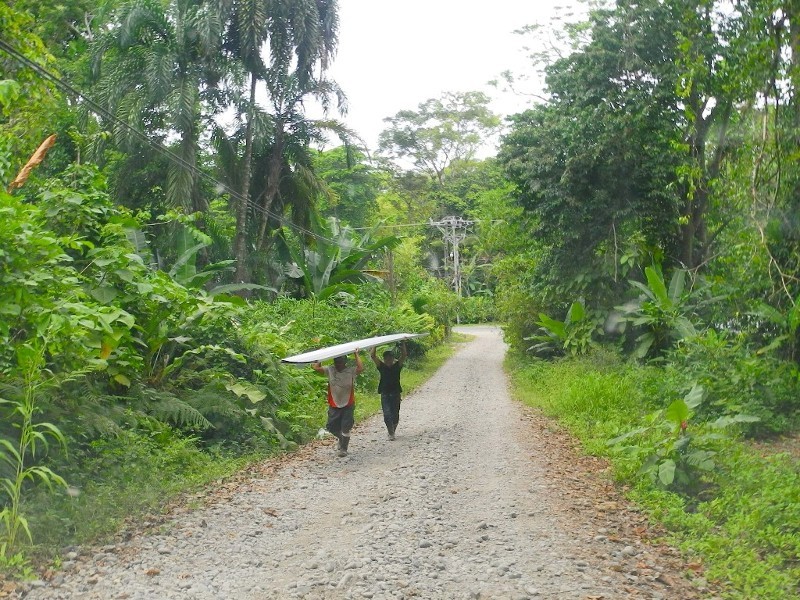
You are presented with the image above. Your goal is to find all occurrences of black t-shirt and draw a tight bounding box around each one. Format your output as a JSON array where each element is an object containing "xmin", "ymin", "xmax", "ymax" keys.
[{"xmin": 377, "ymin": 362, "xmax": 402, "ymax": 394}]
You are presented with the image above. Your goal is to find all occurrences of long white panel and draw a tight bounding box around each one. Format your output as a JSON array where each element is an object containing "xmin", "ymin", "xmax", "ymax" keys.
[{"xmin": 281, "ymin": 333, "xmax": 427, "ymax": 365}]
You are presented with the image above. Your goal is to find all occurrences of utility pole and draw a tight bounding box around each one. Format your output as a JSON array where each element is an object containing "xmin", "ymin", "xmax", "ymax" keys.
[{"xmin": 430, "ymin": 216, "xmax": 473, "ymax": 298}]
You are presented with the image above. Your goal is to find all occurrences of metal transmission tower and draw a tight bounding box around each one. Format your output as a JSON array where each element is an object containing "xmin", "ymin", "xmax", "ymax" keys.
[{"xmin": 430, "ymin": 216, "xmax": 473, "ymax": 297}]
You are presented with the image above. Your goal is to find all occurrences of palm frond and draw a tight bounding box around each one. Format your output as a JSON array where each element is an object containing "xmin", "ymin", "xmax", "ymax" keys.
[
  {"xmin": 211, "ymin": 127, "xmax": 244, "ymax": 190},
  {"xmin": 235, "ymin": 0, "xmax": 268, "ymax": 66},
  {"xmin": 144, "ymin": 44, "xmax": 174, "ymax": 101}
]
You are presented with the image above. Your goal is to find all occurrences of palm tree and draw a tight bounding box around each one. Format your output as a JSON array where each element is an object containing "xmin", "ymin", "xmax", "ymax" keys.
[
  {"xmin": 90, "ymin": 0, "xmax": 225, "ymax": 214},
  {"xmin": 212, "ymin": 79, "xmax": 352, "ymax": 285},
  {"xmin": 219, "ymin": 0, "xmax": 341, "ymax": 283},
  {"xmin": 253, "ymin": 71, "xmax": 347, "ymax": 249}
]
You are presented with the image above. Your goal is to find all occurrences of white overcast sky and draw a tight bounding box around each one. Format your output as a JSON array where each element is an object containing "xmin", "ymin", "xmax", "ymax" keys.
[{"xmin": 316, "ymin": 0, "xmax": 588, "ymax": 152}]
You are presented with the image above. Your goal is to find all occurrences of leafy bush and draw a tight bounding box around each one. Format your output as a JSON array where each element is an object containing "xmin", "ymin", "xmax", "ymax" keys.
[
  {"xmin": 637, "ymin": 446, "xmax": 800, "ymax": 600},
  {"xmin": 410, "ymin": 279, "xmax": 458, "ymax": 334},
  {"xmin": 458, "ymin": 295, "xmax": 496, "ymax": 323},
  {"xmin": 0, "ymin": 185, "xmax": 137, "ymax": 558},
  {"xmin": 492, "ymin": 251, "xmax": 543, "ymax": 350},
  {"xmin": 246, "ymin": 290, "xmax": 438, "ymax": 355},
  {"xmin": 666, "ymin": 330, "xmax": 800, "ymax": 436},
  {"xmin": 608, "ymin": 384, "xmax": 758, "ymax": 494}
]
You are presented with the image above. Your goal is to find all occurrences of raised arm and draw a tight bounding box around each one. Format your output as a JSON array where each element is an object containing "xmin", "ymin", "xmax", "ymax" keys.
[
  {"xmin": 369, "ymin": 346, "xmax": 382, "ymax": 367},
  {"xmin": 354, "ymin": 349, "xmax": 364, "ymax": 374},
  {"xmin": 398, "ymin": 341, "xmax": 408, "ymax": 366},
  {"xmin": 311, "ymin": 361, "xmax": 325, "ymax": 374}
]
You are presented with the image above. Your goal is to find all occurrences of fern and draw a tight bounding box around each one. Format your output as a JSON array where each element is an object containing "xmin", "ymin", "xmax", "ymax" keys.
[
  {"xmin": 186, "ymin": 384, "xmax": 244, "ymax": 421},
  {"xmin": 141, "ymin": 388, "xmax": 213, "ymax": 431},
  {"xmin": 67, "ymin": 387, "xmax": 131, "ymax": 438},
  {"xmin": 2, "ymin": 379, "xmax": 131, "ymax": 441},
  {"xmin": 75, "ymin": 407, "xmax": 126, "ymax": 439}
]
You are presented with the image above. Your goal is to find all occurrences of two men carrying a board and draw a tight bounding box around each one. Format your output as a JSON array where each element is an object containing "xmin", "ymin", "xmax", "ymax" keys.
[
  {"xmin": 311, "ymin": 341, "xmax": 407, "ymax": 457},
  {"xmin": 312, "ymin": 352, "xmax": 364, "ymax": 457}
]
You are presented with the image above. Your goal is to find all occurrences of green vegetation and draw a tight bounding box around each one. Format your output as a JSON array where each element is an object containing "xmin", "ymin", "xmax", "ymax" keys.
[
  {"xmin": 492, "ymin": 4, "xmax": 800, "ymax": 593},
  {"xmin": 507, "ymin": 352, "xmax": 799, "ymax": 600},
  {"xmin": 0, "ymin": 161, "xmax": 451, "ymax": 570},
  {"xmin": 2, "ymin": 0, "xmax": 799, "ymax": 597}
]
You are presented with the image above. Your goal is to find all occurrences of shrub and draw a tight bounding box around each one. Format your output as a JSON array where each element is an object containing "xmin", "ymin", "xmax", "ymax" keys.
[
  {"xmin": 608, "ymin": 384, "xmax": 758, "ymax": 494},
  {"xmin": 666, "ymin": 330, "xmax": 799, "ymax": 436},
  {"xmin": 458, "ymin": 295, "xmax": 495, "ymax": 323},
  {"xmin": 524, "ymin": 300, "xmax": 604, "ymax": 357}
]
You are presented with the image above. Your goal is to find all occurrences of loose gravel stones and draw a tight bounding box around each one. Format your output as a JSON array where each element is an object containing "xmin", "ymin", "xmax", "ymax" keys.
[{"xmin": 16, "ymin": 325, "xmax": 707, "ymax": 600}]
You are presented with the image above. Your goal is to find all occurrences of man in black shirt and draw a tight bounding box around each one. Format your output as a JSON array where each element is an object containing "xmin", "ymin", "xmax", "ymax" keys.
[{"xmin": 369, "ymin": 341, "xmax": 407, "ymax": 440}]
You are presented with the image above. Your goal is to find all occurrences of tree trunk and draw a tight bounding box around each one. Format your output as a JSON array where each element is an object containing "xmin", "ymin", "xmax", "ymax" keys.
[
  {"xmin": 233, "ymin": 74, "xmax": 257, "ymax": 284},
  {"xmin": 678, "ymin": 94, "xmax": 733, "ymax": 269},
  {"xmin": 255, "ymin": 122, "xmax": 284, "ymax": 251}
]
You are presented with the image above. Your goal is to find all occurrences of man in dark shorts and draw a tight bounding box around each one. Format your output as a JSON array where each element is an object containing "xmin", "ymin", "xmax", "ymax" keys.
[
  {"xmin": 312, "ymin": 351, "xmax": 364, "ymax": 457},
  {"xmin": 369, "ymin": 341, "xmax": 407, "ymax": 440}
]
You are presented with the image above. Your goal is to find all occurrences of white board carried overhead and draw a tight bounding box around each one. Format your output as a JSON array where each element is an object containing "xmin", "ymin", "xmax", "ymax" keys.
[{"xmin": 281, "ymin": 333, "xmax": 428, "ymax": 365}]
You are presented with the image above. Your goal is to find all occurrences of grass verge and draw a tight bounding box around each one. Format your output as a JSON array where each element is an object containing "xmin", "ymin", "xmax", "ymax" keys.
[{"xmin": 505, "ymin": 350, "xmax": 800, "ymax": 600}]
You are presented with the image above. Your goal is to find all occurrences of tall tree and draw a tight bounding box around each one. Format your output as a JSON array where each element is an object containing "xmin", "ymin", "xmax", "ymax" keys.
[
  {"xmin": 313, "ymin": 146, "xmax": 385, "ymax": 228},
  {"xmin": 12, "ymin": 0, "xmax": 112, "ymax": 59},
  {"xmin": 723, "ymin": 0, "xmax": 800, "ymax": 359},
  {"xmin": 379, "ymin": 91, "xmax": 500, "ymax": 186},
  {"xmin": 252, "ymin": 72, "xmax": 346, "ymax": 251},
  {"xmin": 500, "ymin": 0, "xmax": 753, "ymax": 317},
  {"xmin": 670, "ymin": 0, "xmax": 745, "ymax": 269},
  {"xmin": 221, "ymin": 0, "xmax": 340, "ymax": 284}
]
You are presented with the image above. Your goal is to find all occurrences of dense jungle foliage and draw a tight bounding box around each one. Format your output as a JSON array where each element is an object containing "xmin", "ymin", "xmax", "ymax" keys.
[{"xmin": 1, "ymin": 0, "xmax": 798, "ymax": 597}]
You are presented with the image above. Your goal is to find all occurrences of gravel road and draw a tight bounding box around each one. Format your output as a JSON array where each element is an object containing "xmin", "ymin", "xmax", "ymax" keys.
[{"xmin": 18, "ymin": 325, "xmax": 708, "ymax": 600}]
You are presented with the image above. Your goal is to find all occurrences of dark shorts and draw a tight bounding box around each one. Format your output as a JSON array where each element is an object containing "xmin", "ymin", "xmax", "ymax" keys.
[{"xmin": 326, "ymin": 404, "xmax": 355, "ymax": 437}]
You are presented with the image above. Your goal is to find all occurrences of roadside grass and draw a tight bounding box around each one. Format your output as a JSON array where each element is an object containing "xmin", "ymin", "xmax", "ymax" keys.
[
  {"xmin": 16, "ymin": 335, "xmax": 465, "ymax": 571},
  {"xmin": 505, "ymin": 350, "xmax": 800, "ymax": 600},
  {"xmin": 23, "ymin": 432, "xmax": 253, "ymax": 564}
]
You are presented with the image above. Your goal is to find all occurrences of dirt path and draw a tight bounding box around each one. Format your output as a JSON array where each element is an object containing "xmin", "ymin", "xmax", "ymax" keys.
[{"xmin": 18, "ymin": 325, "xmax": 708, "ymax": 600}]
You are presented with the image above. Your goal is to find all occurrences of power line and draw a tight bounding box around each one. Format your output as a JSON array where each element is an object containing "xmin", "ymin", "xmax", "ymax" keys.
[
  {"xmin": 353, "ymin": 219, "xmax": 505, "ymax": 231},
  {"xmin": 0, "ymin": 38, "xmax": 347, "ymax": 249}
]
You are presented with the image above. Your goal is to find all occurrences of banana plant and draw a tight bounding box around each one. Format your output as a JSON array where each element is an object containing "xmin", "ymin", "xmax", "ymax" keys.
[
  {"xmin": 616, "ymin": 266, "xmax": 699, "ymax": 358},
  {"xmin": 525, "ymin": 300, "xmax": 603, "ymax": 357},
  {"xmin": 284, "ymin": 216, "xmax": 399, "ymax": 300},
  {"xmin": 168, "ymin": 225, "xmax": 273, "ymax": 297}
]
